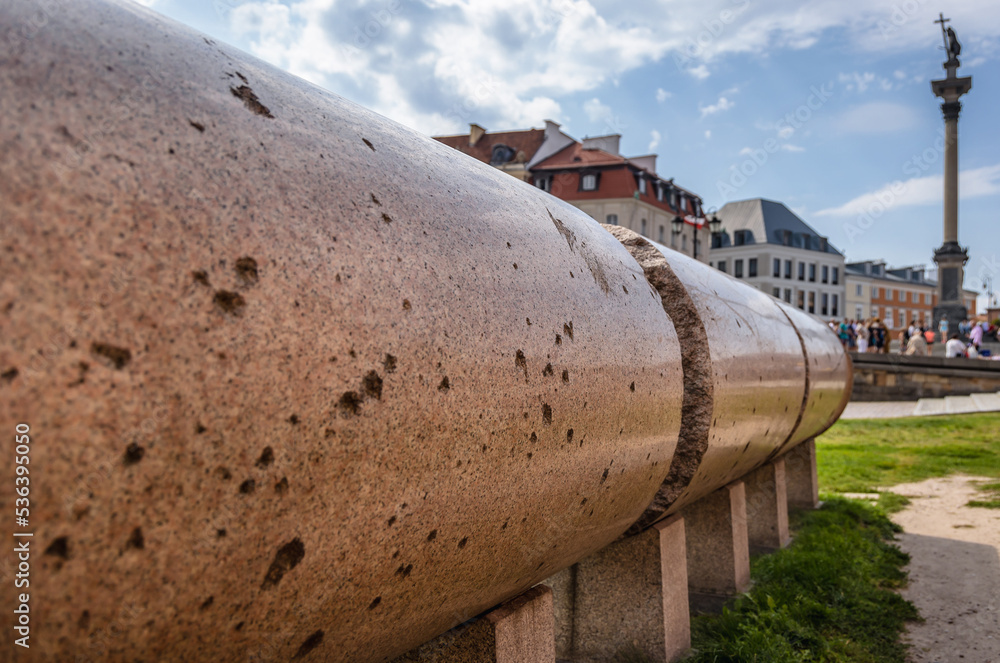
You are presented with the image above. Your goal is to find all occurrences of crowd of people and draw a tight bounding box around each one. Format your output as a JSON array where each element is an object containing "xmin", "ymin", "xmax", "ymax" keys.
[{"xmin": 829, "ymin": 317, "xmax": 998, "ymax": 358}]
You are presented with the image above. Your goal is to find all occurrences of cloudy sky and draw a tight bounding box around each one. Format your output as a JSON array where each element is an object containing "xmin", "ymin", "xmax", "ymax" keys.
[{"xmin": 142, "ymin": 0, "xmax": 1000, "ymax": 312}]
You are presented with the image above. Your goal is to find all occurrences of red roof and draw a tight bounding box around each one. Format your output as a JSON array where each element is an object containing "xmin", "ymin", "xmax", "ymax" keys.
[
  {"xmin": 531, "ymin": 142, "xmax": 629, "ymax": 171},
  {"xmin": 434, "ymin": 129, "xmax": 545, "ymax": 165}
]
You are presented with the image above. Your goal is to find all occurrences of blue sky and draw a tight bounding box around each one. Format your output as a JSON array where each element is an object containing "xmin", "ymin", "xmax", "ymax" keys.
[{"xmin": 140, "ymin": 0, "xmax": 1000, "ymax": 313}]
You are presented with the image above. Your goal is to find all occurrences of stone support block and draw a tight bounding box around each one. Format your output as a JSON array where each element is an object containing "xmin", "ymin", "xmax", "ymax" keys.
[
  {"xmin": 683, "ymin": 481, "xmax": 750, "ymax": 610},
  {"xmin": 394, "ymin": 585, "xmax": 555, "ymax": 663},
  {"xmin": 570, "ymin": 515, "xmax": 690, "ymax": 663},
  {"xmin": 745, "ymin": 459, "xmax": 790, "ymax": 554},
  {"xmin": 783, "ymin": 439, "xmax": 820, "ymax": 510}
]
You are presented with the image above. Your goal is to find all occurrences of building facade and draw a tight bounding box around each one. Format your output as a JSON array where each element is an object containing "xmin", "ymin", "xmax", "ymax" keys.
[
  {"xmin": 710, "ymin": 199, "xmax": 845, "ymax": 319},
  {"xmin": 845, "ymin": 261, "xmax": 978, "ymax": 328},
  {"xmin": 434, "ymin": 123, "xmax": 711, "ymax": 262},
  {"xmin": 530, "ymin": 135, "xmax": 710, "ymax": 262}
]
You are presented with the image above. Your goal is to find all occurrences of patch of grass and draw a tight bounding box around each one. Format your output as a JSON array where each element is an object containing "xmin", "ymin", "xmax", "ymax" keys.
[
  {"xmin": 689, "ymin": 498, "xmax": 919, "ymax": 663},
  {"xmin": 966, "ymin": 499, "xmax": 1000, "ymax": 509},
  {"xmin": 967, "ymin": 479, "xmax": 1000, "ymax": 509},
  {"xmin": 875, "ymin": 492, "xmax": 912, "ymax": 514},
  {"xmin": 816, "ymin": 414, "xmax": 1000, "ymax": 493}
]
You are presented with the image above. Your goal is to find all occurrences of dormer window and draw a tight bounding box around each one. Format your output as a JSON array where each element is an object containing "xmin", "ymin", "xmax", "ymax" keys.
[
  {"xmin": 490, "ymin": 144, "xmax": 516, "ymax": 166},
  {"xmin": 656, "ymin": 185, "xmax": 664, "ymax": 201},
  {"xmin": 636, "ymin": 175, "xmax": 647, "ymax": 195},
  {"xmin": 581, "ymin": 173, "xmax": 598, "ymax": 191},
  {"xmin": 534, "ymin": 176, "xmax": 551, "ymax": 192}
]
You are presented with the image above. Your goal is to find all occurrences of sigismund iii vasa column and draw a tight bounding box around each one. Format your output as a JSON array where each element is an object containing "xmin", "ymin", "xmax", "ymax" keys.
[{"xmin": 930, "ymin": 13, "xmax": 972, "ymax": 338}]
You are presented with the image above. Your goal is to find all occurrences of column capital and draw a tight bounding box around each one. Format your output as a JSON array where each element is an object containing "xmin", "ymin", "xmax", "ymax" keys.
[{"xmin": 941, "ymin": 101, "xmax": 962, "ymax": 121}]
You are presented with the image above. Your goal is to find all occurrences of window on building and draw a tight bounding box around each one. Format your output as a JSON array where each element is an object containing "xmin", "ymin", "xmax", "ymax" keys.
[
  {"xmin": 658, "ymin": 225, "xmax": 664, "ymax": 243},
  {"xmin": 822, "ymin": 265, "xmax": 829, "ymax": 284},
  {"xmin": 640, "ymin": 218, "xmax": 647, "ymax": 236},
  {"xmin": 910, "ymin": 291, "xmax": 915, "ymax": 303},
  {"xmin": 734, "ymin": 229, "xmax": 752, "ymax": 246},
  {"xmin": 534, "ymin": 176, "xmax": 551, "ymax": 192},
  {"xmin": 773, "ymin": 258, "xmax": 781, "ymax": 278},
  {"xmin": 821, "ymin": 293, "xmax": 829, "ymax": 316},
  {"xmin": 581, "ymin": 173, "xmax": 598, "ymax": 191},
  {"xmin": 773, "ymin": 287, "xmax": 781, "ymax": 298},
  {"xmin": 809, "ymin": 263, "xmax": 816, "ymax": 282},
  {"xmin": 798, "ymin": 262, "xmax": 805, "ymax": 281},
  {"xmin": 856, "ymin": 284, "xmax": 862, "ymax": 296},
  {"xmin": 832, "ymin": 294, "xmax": 839, "ymax": 317},
  {"xmin": 717, "ymin": 260, "xmax": 727, "ymax": 274},
  {"xmin": 784, "ymin": 288, "xmax": 792, "ymax": 303},
  {"xmin": 871, "ymin": 285, "xmax": 877, "ymax": 298},
  {"xmin": 781, "ymin": 229, "xmax": 793, "ymax": 246},
  {"xmin": 798, "ymin": 290, "xmax": 805, "ymax": 310},
  {"xmin": 735, "ymin": 259, "xmax": 744, "ymax": 278},
  {"xmin": 784, "ymin": 260, "xmax": 792, "ymax": 279},
  {"xmin": 748, "ymin": 258, "xmax": 758, "ymax": 278},
  {"xmin": 855, "ymin": 304, "xmax": 863, "ymax": 319},
  {"xmin": 605, "ymin": 214, "xmax": 618, "ymax": 226},
  {"xmin": 870, "ymin": 307, "xmax": 878, "ymax": 318},
  {"xmin": 637, "ymin": 176, "xmax": 647, "ymax": 195},
  {"xmin": 656, "ymin": 185, "xmax": 664, "ymax": 201},
  {"xmin": 808, "ymin": 291, "xmax": 815, "ymax": 314},
  {"xmin": 889, "ymin": 289, "xmax": 895, "ymax": 301},
  {"xmin": 832, "ymin": 267, "xmax": 839, "ymax": 285}
]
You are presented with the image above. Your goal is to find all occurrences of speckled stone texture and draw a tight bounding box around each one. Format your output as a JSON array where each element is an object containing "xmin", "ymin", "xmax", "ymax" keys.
[
  {"xmin": 683, "ymin": 481, "xmax": 750, "ymax": 604},
  {"xmin": 393, "ymin": 585, "xmax": 555, "ymax": 663},
  {"xmin": 744, "ymin": 459, "xmax": 790, "ymax": 554},
  {"xmin": 570, "ymin": 514, "xmax": 690, "ymax": 663},
  {"xmin": 602, "ymin": 227, "xmax": 808, "ymax": 524},
  {"xmin": 773, "ymin": 301, "xmax": 854, "ymax": 455},
  {"xmin": 0, "ymin": 1, "xmax": 685, "ymax": 660},
  {"xmin": 783, "ymin": 438, "xmax": 820, "ymax": 510}
]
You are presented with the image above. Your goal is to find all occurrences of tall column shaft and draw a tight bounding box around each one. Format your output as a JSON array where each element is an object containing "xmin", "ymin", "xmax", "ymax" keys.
[{"xmin": 943, "ymin": 117, "xmax": 959, "ymax": 244}]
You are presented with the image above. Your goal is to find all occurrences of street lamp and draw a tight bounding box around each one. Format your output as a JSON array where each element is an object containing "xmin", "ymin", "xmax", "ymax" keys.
[
  {"xmin": 708, "ymin": 213, "xmax": 722, "ymax": 235},
  {"xmin": 671, "ymin": 215, "xmax": 684, "ymax": 235}
]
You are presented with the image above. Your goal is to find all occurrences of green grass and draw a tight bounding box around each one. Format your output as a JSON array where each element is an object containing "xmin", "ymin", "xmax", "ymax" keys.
[
  {"xmin": 688, "ymin": 498, "xmax": 919, "ymax": 663},
  {"xmin": 816, "ymin": 414, "xmax": 1000, "ymax": 494}
]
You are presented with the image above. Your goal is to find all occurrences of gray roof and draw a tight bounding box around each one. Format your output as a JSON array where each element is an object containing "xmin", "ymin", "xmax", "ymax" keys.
[{"xmin": 714, "ymin": 198, "xmax": 843, "ymax": 255}]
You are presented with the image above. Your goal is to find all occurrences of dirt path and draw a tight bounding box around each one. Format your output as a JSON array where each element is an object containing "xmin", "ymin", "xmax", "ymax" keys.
[{"xmin": 886, "ymin": 475, "xmax": 1000, "ymax": 663}]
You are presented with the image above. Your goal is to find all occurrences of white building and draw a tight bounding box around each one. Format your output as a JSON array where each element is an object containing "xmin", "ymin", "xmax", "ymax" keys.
[{"xmin": 710, "ymin": 199, "xmax": 846, "ymax": 320}]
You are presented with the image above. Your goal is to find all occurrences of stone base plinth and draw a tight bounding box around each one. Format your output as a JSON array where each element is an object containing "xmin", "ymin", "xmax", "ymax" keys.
[
  {"xmin": 745, "ymin": 459, "xmax": 790, "ymax": 554},
  {"xmin": 393, "ymin": 585, "xmax": 555, "ymax": 663},
  {"xmin": 783, "ymin": 439, "xmax": 819, "ymax": 510},
  {"xmin": 564, "ymin": 515, "xmax": 690, "ymax": 662},
  {"xmin": 683, "ymin": 481, "xmax": 750, "ymax": 610}
]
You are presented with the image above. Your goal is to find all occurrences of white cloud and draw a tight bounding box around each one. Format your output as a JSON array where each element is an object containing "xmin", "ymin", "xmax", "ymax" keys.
[
  {"xmin": 893, "ymin": 69, "xmax": 907, "ymax": 80},
  {"xmin": 738, "ymin": 146, "xmax": 753, "ymax": 156},
  {"xmin": 648, "ymin": 129, "xmax": 661, "ymax": 152},
  {"xmin": 781, "ymin": 144, "xmax": 806, "ymax": 152},
  {"xmin": 815, "ymin": 164, "xmax": 1000, "ymax": 218},
  {"xmin": 215, "ymin": 0, "xmax": 1000, "ymax": 135},
  {"xmin": 704, "ymin": 130, "xmax": 712, "ymax": 139},
  {"xmin": 583, "ymin": 97, "xmax": 612, "ymax": 123},
  {"xmin": 832, "ymin": 102, "xmax": 921, "ymax": 134},
  {"xmin": 656, "ymin": 88, "xmax": 671, "ymax": 103},
  {"xmin": 838, "ymin": 71, "xmax": 876, "ymax": 92},
  {"xmin": 699, "ymin": 96, "xmax": 734, "ymax": 118},
  {"xmin": 777, "ymin": 125, "xmax": 795, "ymax": 139},
  {"xmin": 687, "ymin": 64, "xmax": 711, "ymax": 80}
]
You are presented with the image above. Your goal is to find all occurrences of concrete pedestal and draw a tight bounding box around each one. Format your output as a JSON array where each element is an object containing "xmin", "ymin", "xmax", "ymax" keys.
[
  {"xmin": 566, "ymin": 515, "xmax": 690, "ymax": 662},
  {"xmin": 682, "ymin": 481, "xmax": 750, "ymax": 612},
  {"xmin": 783, "ymin": 439, "xmax": 819, "ymax": 510},
  {"xmin": 393, "ymin": 585, "xmax": 555, "ymax": 663},
  {"xmin": 745, "ymin": 459, "xmax": 790, "ymax": 554}
]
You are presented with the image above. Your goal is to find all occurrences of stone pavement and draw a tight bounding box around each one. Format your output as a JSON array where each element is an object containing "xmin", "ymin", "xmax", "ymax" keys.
[{"xmin": 840, "ymin": 391, "xmax": 1000, "ymax": 419}]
